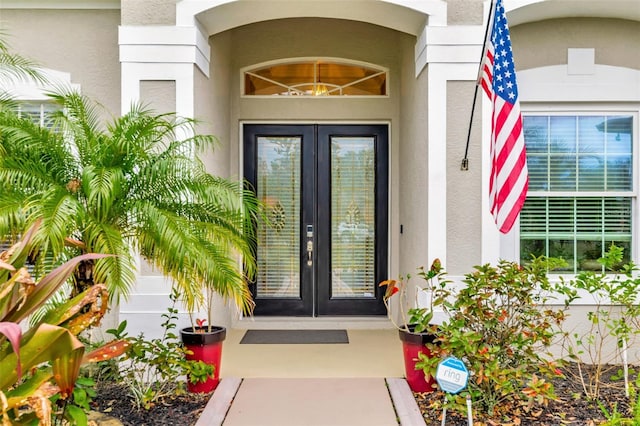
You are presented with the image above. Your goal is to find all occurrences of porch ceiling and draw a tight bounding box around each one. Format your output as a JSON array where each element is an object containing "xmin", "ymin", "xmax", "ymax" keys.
[{"xmin": 190, "ymin": 0, "xmax": 430, "ymax": 37}]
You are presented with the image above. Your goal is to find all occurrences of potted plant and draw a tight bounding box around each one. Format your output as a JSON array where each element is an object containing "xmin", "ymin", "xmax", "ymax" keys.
[
  {"xmin": 176, "ymin": 194, "xmax": 259, "ymax": 393},
  {"xmin": 379, "ymin": 259, "xmax": 451, "ymax": 392}
]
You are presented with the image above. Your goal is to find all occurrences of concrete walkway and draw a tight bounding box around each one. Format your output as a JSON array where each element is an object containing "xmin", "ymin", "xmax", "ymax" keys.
[
  {"xmin": 195, "ymin": 376, "xmax": 425, "ymax": 426},
  {"xmin": 192, "ymin": 328, "xmax": 426, "ymax": 426}
]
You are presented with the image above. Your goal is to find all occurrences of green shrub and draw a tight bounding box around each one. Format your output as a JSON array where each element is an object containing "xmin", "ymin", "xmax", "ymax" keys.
[
  {"xmin": 105, "ymin": 287, "xmax": 214, "ymax": 409},
  {"xmin": 559, "ymin": 245, "xmax": 640, "ymax": 400},
  {"xmin": 416, "ymin": 256, "xmax": 572, "ymax": 419}
]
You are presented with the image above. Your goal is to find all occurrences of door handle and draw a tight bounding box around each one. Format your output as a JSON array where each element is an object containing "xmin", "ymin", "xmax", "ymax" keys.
[{"xmin": 306, "ymin": 240, "xmax": 313, "ymax": 266}]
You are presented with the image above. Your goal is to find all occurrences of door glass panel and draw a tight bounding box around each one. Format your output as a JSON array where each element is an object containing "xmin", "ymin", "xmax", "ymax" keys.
[
  {"xmin": 257, "ymin": 137, "xmax": 301, "ymax": 297},
  {"xmin": 331, "ymin": 137, "xmax": 375, "ymax": 298}
]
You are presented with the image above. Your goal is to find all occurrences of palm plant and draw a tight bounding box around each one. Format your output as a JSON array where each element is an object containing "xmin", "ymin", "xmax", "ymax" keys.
[
  {"xmin": 0, "ymin": 89, "xmax": 260, "ymax": 317},
  {"xmin": 0, "ymin": 35, "xmax": 43, "ymax": 82}
]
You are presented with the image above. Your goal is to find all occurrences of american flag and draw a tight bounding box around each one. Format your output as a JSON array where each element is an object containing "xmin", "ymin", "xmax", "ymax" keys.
[{"xmin": 480, "ymin": 0, "xmax": 528, "ymax": 234}]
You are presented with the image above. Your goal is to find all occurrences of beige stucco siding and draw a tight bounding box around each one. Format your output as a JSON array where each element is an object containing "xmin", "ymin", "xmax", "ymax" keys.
[
  {"xmin": 140, "ymin": 80, "xmax": 176, "ymax": 113},
  {"xmin": 446, "ymin": 81, "xmax": 483, "ymax": 275},
  {"xmin": 446, "ymin": 0, "xmax": 483, "ymax": 26},
  {"xmin": 397, "ymin": 38, "xmax": 428, "ymax": 281},
  {"xmin": 512, "ymin": 18, "xmax": 640, "ymax": 71},
  {"xmin": 121, "ymin": 0, "xmax": 176, "ymax": 25},
  {"xmin": 0, "ymin": 9, "xmax": 120, "ymax": 116},
  {"xmin": 199, "ymin": 32, "xmax": 232, "ymax": 178}
]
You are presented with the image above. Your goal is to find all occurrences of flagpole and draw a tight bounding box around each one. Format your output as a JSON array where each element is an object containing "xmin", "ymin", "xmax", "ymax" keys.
[{"xmin": 461, "ymin": 0, "xmax": 495, "ymax": 171}]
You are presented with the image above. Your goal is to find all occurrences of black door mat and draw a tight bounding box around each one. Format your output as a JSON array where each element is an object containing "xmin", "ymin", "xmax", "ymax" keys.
[{"xmin": 239, "ymin": 329, "xmax": 349, "ymax": 344}]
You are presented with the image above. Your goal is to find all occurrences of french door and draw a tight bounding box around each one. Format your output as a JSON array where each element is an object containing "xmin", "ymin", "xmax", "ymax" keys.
[{"xmin": 243, "ymin": 124, "xmax": 388, "ymax": 316}]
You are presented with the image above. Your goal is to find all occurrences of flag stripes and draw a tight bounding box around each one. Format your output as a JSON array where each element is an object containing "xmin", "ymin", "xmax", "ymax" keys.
[{"xmin": 482, "ymin": 0, "xmax": 528, "ymax": 234}]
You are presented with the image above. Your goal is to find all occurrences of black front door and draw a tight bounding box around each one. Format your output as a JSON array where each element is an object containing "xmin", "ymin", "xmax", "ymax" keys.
[{"xmin": 243, "ymin": 124, "xmax": 388, "ymax": 316}]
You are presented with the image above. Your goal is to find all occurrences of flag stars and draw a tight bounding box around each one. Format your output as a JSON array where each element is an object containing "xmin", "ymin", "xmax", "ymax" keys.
[{"xmin": 485, "ymin": 0, "xmax": 520, "ymax": 102}]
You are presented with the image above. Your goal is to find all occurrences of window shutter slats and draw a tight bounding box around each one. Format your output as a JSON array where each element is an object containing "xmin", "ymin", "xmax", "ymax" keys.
[{"xmin": 521, "ymin": 115, "xmax": 634, "ymax": 272}]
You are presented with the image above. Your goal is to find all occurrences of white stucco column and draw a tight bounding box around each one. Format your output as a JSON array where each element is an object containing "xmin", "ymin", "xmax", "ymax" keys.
[
  {"xmin": 117, "ymin": 24, "xmax": 214, "ymax": 338},
  {"xmin": 118, "ymin": 25, "xmax": 210, "ymax": 116},
  {"xmin": 417, "ymin": 23, "xmax": 488, "ymax": 268}
]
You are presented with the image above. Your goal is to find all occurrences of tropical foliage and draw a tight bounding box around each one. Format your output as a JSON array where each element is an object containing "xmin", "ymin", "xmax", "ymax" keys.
[
  {"xmin": 0, "ymin": 221, "xmax": 128, "ymax": 425},
  {"xmin": 0, "ymin": 89, "xmax": 260, "ymax": 317}
]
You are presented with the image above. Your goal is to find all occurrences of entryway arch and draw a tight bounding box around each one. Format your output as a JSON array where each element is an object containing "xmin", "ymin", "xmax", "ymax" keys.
[{"xmin": 176, "ymin": 0, "xmax": 445, "ymax": 37}]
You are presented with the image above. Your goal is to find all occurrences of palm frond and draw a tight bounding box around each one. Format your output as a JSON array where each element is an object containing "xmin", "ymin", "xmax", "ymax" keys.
[
  {"xmin": 0, "ymin": 34, "xmax": 46, "ymax": 85},
  {"xmin": 84, "ymin": 220, "xmax": 136, "ymax": 303}
]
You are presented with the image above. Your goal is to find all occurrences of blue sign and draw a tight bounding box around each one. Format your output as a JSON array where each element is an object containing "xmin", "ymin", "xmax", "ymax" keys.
[{"xmin": 435, "ymin": 356, "xmax": 469, "ymax": 394}]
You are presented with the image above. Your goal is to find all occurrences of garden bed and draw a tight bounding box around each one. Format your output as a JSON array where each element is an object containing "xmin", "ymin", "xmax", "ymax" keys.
[
  {"xmin": 91, "ymin": 383, "xmax": 211, "ymax": 426},
  {"xmin": 415, "ymin": 363, "xmax": 634, "ymax": 425},
  {"xmin": 91, "ymin": 363, "xmax": 635, "ymax": 425}
]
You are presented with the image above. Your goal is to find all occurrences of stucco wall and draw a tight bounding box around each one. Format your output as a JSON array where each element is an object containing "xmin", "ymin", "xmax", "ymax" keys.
[
  {"xmin": 512, "ymin": 18, "xmax": 640, "ymax": 71},
  {"xmin": 397, "ymin": 40, "xmax": 428, "ymax": 280},
  {"xmin": 0, "ymin": 9, "xmax": 120, "ymax": 117},
  {"xmin": 446, "ymin": 81, "xmax": 483, "ymax": 275},
  {"xmin": 140, "ymin": 80, "xmax": 176, "ymax": 113},
  {"xmin": 201, "ymin": 31, "xmax": 232, "ymax": 178},
  {"xmin": 121, "ymin": 0, "xmax": 176, "ymax": 25},
  {"xmin": 446, "ymin": 0, "xmax": 483, "ymax": 26}
]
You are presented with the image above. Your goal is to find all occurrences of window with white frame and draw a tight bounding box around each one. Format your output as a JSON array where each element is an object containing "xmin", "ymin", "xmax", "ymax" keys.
[
  {"xmin": 16, "ymin": 101, "xmax": 58, "ymax": 127},
  {"xmin": 519, "ymin": 113, "xmax": 635, "ymax": 273}
]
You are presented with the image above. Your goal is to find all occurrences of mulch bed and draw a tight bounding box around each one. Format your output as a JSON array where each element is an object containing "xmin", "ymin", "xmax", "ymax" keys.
[
  {"xmin": 91, "ymin": 383, "xmax": 211, "ymax": 426},
  {"xmin": 414, "ymin": 363, "xmax": 634, "ymax": 425},
  {"xmin": 91, "ymin": 363, "xmax": 634, "ymax": 425}
]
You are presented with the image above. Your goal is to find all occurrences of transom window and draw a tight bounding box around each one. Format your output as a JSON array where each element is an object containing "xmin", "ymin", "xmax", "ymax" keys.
[
  {"xmin": 519, "ymin": 113, "xmax": 635, "ymax": 272},
  {"xmin": 243, "ymin": 59, "xmax": 387, "ymax": 97}
]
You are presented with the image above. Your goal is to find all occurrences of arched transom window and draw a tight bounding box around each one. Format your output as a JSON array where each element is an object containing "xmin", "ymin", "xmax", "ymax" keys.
[{"xmin": 243, "ymin": 59, "xmax": 387, "ymax": 97}]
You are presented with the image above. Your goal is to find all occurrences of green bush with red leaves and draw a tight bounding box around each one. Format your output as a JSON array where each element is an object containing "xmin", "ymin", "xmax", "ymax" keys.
[{"xmin": 416, "ymin": 256, "xmax": 574, "ymax": 420}]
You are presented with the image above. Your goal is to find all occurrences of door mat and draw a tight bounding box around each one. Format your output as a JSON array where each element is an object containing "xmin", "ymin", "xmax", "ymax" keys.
[{"xmin": 239, "ymin": 329, "xmax": 349, "ymax": 344}]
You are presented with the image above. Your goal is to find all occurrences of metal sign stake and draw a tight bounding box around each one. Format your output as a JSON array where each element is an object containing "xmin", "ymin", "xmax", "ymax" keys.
[
  {"xmin": 441, "ymin": 396, "xmax": 447, "ymax": 426},
  {"xmin": 435, "ymin": 356, "xmax": 473, "ymax": 425}
]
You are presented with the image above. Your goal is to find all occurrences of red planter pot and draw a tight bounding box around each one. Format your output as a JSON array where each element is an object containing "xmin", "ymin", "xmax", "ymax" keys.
[
  {"xmin": 398, "ymin": 327, "xmax": 438, "ymax": 393},
  {"xmin": 180, "ymin": 326, "xmax": 226, "ymax": 393}
]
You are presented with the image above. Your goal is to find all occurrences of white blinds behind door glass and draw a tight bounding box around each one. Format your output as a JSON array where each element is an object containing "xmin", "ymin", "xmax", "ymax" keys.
[
  {"xmin": 256, "ymin": 137, "xmax": 301, "ymax": 298},
  {"xmin": 330, "ymin": 137, "xmax": 376, "ymax": 298}
]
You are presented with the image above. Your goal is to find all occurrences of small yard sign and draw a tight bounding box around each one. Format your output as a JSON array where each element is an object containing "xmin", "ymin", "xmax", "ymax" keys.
[{"xmin": 435, "ymin": 356, "xmax": 469, "ymax": 394}]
